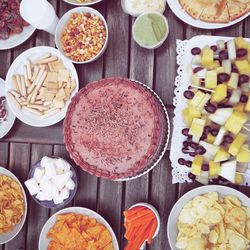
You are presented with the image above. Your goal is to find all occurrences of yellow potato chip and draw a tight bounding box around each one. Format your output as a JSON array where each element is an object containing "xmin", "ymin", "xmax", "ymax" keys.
[{"xmin": 209, "ymin": 230, "xmax": 219, "ymax": 244}]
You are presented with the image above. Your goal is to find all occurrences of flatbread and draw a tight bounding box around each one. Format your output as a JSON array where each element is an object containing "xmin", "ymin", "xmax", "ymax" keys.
[
  {"xmin": 227, "ymin": 0, "xmax": 248, "ymax": 21},
  {"xmin": 178, "ymin": 0, "xmax": 249, "ymax": 23},
  {"xmin": 200, "ymin": 0, "xmax": 230, "ymax": 23}
]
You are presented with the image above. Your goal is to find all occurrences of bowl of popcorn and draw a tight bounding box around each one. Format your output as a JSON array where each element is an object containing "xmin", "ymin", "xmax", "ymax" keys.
[
  {"xmin": 55, "ymin": 7, "xmax": 108, "ymax": 64},
  {"xmin": 167, "ymin": 185, "xmax": 250, "ymax": 250},
  {"xmin": 62, "ymin": 0, "xmax": 104, "ymax": 6},
  {"xmin": 25, "ymin": 156, "xmax": 78, "ymax": 208}
]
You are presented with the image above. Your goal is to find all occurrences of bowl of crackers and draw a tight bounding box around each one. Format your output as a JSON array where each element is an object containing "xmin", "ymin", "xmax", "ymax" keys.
[
  {"xmin": 39, "ymin": 207, "xmax": 119, "ymax": 250},
  {"xmin": 55, "ymin": 7, "xmax": 108, "ymax": 64},
  {"xmin": 167, "ymin": 185, "xmax": 250, "ymax": 250},
  {"xmin": 62, "ymin": 0, "xmax": 104, "ymax": 6},
  {"xmin": 5, "ymin": 46, "xmax": 79, "ymax": 127},
  {"xmin": 0, "ymin": 167, "xmax": 27, "ymax": 244}
]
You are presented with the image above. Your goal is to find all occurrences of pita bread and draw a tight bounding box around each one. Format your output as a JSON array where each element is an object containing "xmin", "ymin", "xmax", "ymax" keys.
[
  {"xmin": 178, "ymin": 0, "xmax": 249, "ymax": 23},
  {"xmin": 200, "ymin": 0, "xmax": 230, "ymax": 23}
]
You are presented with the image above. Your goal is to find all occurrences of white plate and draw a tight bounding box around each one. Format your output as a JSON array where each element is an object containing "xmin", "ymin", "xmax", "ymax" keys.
[
  {"xmin": 167, "ymin": 0, "xmax": 250, "ymax": 29},
  {"xmin": 0, "ymin": 167, "xmax": 27, "ymax": 245},
  {"xmin": 167, "ymin": 185, "xmax": 250, "ymax": 250},
  {"xmin": 5, "ymin": 46, "xmax": 79, "ymax": 127},
  {"xmin": 170, "ymin": 35, "xmax": 250, "ymax": 185},
  {"xmin": 0, "ymin": 26, "xmax": 35, "ymax": 50},
  {"xmin": 63, "ymin": 0, "xmax": 103, "ymax": 6},
  {"xmin": 0, "ymin": 78, "xmax": 15, "ymax": 139},
  {"xmin": 39, "ymin": 207, "xmax": 119, "ymax": 250}
]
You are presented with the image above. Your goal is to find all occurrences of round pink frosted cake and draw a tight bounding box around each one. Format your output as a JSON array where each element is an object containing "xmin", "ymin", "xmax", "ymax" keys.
[{"xmin": 64, "ymin": 77, "xmax": 165, "ymax": 180}]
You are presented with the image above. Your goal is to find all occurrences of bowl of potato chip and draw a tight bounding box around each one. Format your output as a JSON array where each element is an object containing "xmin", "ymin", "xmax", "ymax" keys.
[
  {"xmin": 39, "ymin": 207, "xmax": 119, "ymax": 250},
  {"xmin": 62, "ymin": 0, "xmax": 103, "ymax": 6},
  {"xmin": 167, "ymin": 185, "xmax": 250, "ymax": 250},
  {"xmin": 0, "ymin": 167, "xmax": 27, "ymax": 244}
]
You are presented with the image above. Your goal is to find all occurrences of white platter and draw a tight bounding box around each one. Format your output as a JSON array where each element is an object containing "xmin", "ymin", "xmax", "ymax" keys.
[
  {"xmin": 5, "ymin": 46, "xmax": 79, "ymax": 127},
  {"xmin": 39, "ymin": 206, "xmax": 119, "ymax": 250},
  {"xmin": 170, "ymin": 35, "xmax": 250, "ymax": 185},
  {"xmin": 167, "ymin": 185, "xmax": 250, "ymax": 250},
  {"xmin": 0, "ymin": 25, "xmax": 35, "ymax": 50},
  {"xmin": 166, "ymin": 0, "xmax": 250, "ymax": 29},
  {"xmin": 0, "ymin": 78, "xmax": 15, "ymax": 139},
  {"xmin": 63, "ymin": 0, "xmax": 103, "ymax": 6},
  {"xmin": 0, "ymin": 167, "xmax": 27, "ymax": 245}
]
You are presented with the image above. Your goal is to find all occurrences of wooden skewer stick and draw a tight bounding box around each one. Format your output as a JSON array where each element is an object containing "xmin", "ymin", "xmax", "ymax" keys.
[
  {"xmin": 243, "ymin": 126, "xmax": 250, "ymax": 132},
  {"xmin": 189, "ymin": 84, "xmax": 215, "ymax": 93}
]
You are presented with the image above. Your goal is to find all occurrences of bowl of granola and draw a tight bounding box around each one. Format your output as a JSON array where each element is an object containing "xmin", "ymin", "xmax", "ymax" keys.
[
  {"xmin": 62, "ymin": 0, "xmax": 103, "ymax": 6},
  {"xmin": 55, "ymin": 7, "xmax": 108, "ymax": 64}
]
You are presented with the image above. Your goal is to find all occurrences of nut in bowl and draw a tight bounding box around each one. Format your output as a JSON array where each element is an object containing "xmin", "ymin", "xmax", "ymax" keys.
[
  {"xmin": 0, "ymin": 167, "xmax": 27, "ymax": 245},
  {"xmin": 167, "ymin": 185, "xmax": 250, "ymax": 250},
  {"xmin": 25, "ymin": 156, "xmax": 78, "ymax": 209},
  {"xmin": 5, "ymin": 46, "xmax": 79, "ymax": 127},
  {"xmin": 39, "ymin": 207, "xmax": 119, "ymax": 250},
  {"xmin": 55, "ymin": 7, "xmax": 108, "ymax": 64}
]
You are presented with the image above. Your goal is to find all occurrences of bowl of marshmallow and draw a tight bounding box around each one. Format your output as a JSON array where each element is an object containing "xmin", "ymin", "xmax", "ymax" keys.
[{"xmin": 25, "ymin": 156, "xmax": 78, "ymax": 208}]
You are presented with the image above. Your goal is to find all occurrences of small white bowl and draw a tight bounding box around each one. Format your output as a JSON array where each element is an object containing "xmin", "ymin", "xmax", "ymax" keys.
[
  {"xmin": 132, "ymin": 11, "xmax": 169, "ymax": 50},
  {"xmin": 39, "ymin": 206, "xmax": 119, "ymax": 250},
  {"xmin": 55, "ymin": 7, "xmax": 109, "ymax": 64},
  {"xmin": 63, "ymin": 0, "xmax": 103, "ymax": 6},
  {"xmin": 128, "ymin": 202, "xmax": 160, "ymax": 246},
  {"xmin": 0, "ymin": 167, "xmax": 27, "ymax": 245},
  {"xmin": 167, "ymin": 185, "xmax": 250, "ymax": 250}
]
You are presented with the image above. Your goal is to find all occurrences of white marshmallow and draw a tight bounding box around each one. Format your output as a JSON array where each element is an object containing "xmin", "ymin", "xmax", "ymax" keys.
[
  {"xmin": 40, "ymin": 156, "xmax": 52, "ymax": 168},
  {"xmin": 52, "ymin": 172, "xmax": 71, "ymax": 190},
  {"xmin": 56, "ymin": 158, "xmax": 71, "ymax": 172},
  {"xmin": 36, "ymin": 191, "xmax": 48, "ymax": 201},
  {"xmin": 44, "ymin": 162, "xmax": 57, "ymax": 179},
  {"xmin": 41, "ymin": 181, "xmax": 59, "ymax": 201},
  {"xmin": 60, "ymin": 188, "xmax": 70, "ymax": 200},
  {"xmin": 65, "ymin": 178, "xmax": 75, "ymax": 190},
  {"xmin": 39, "ymin": 175, "xmax": 50, "ymax": 191},
  {"xmin": 55, "ymin": 167, "xmax": 64, "ymax": 175},
  {"xmin": 33, "ymin": 167, "xmax": 45, "ymax": 183},
  {"xmin": 25, "ymin": 178, "xmax": 40, "ymax": 196},
  {"xmin": 53, "ymin": 195, "xmax": 64, "ymax": 205}
]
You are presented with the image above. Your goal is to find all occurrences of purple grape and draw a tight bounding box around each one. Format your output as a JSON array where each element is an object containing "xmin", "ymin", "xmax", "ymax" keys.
[
  {"xmin": 184, "ymin": 90, "xmax": 195, "ymax": 99},
  {"xmin": 219, "ymin": 50, "xmax": 228, "ymax": 60},
  {"xmin": 183, "ymin": 141, "xmax": 189, "ymax": 148},
  {"xmin": 204, "ymin": 126, "xmax": 211, "ymax": 135},
  {"xmin": 188, "ymin": 172, "xmax": 196, "ymax": 180},
  {"xmin": 193, "ymin": 67, "xmax": 203, "ymax": 74},
  {"xmin": 238, "ymin": 75, "xmax": 249, "ymax": 85},
  {"xmin": 231, "ymin": 64, "xmax": 239, "ymax": 73},
  {"xmin": 178, "ymin": 158, "xmax": 186, "ymax": 165},
  {"xmin": 226, "ymin": 91, "xmax": 232, "ymax": 99},
  {"xmin": 211, "ymin": 128, "xmax": 219, "ymax": 136},
  {"xmin": 240, "ymin": 95, "xmax": 248, "ymax": 103},
  {"xmin": 218, "ymin": 73, "xmax": 230, "ymax": 83},
  {"xmin": 189, "ymin": 152, "xmax": 196, "ymax": 157},
  {"xmin": 195, "ymin": 146, "xmax": 206, "ymax": 155},
  {"xmin": 190, "ymin": 142, "xmax": 198, "ymax": 149},
  {"xmin": 202, "ymin": 164, "xmax": 209, "ymax": 171},
  {"xmin": 191, "ymin": 47, "xmax": 201, "ymax": 55},
  {"xmin": 236, "ymin": 48, "xmax": 248, "ymax": 58},
  {"xmin": 210, "ymin": 45, "xmax": 218, "ymax": 52},
  {"xmin": 205, "ymin": 103, "xmax": 217, "ymax": 113},
  {"xmin": 182, "ymin": 128, "xmax": 189, "ymax": 136},
  {"xmin": 223, "ymin": 134, "xmax": 234, "ymax": 144},
  {"xmin": 186, "ymin": 161, "xmax": 192, "ymax": 168},
  {"xmin": 218, "ymin": 104, "xmax": 233, "ymax": 108},
  {"xmin": 187, "ymin": 135, "xmax": 193, "ymax": 142}
]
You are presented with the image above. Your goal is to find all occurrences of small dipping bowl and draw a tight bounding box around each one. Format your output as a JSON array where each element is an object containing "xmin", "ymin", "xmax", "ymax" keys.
[
  {"xmin": 27, "ymin": 156, "xmax": 78, "ymax": 209},
  {"xmin": 128, "ymin": 202, "xmax": 160, "ymax": 249},
  {"xmin": 132, "ymin": 11, "xmax": 169, "ymax": 50}
]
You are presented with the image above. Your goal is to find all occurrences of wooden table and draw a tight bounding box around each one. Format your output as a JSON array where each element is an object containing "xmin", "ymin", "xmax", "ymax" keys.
[{"xmin": 0, "ymin": 1, "xmax": 250, "ymax": 249}]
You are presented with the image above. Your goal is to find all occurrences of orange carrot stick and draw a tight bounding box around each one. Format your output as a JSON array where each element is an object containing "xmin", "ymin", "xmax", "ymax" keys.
[{"xmin": 147, "ymin": 219, "xmax": 158, "ymax": 244}]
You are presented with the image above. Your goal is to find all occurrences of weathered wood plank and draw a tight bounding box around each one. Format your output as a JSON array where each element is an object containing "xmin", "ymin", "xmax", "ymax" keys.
[
  {"xmin": 0, "ymin": 142, "xmax": 8, "ymax": 167},
  {"xmin": 26, "ymin": 144, "xmax": 52, "ymax": 250},
  {"xmin": 5, "ymin": 143, "xmax": 30, "ymax": 250}
]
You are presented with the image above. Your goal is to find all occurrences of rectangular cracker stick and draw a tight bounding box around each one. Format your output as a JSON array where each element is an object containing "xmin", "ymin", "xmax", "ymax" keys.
[
  {"xmin": 23, "ymin": 65, "xmax": 28, "ymax": 82},
  {"xmin": 23, "ymin": 106, "xmax": 43, "ymax": 116},
  {"xmin": 20, "ymin": 75, "xmax": 27, "ymax": 97},
  {"xmin": 27, "ymin": 83, "xmax": 35, "ymax": 95},
  {"xmin": 35, "ymin": 56, "xmax": 58, "ymax": 65},
  {"xmin": 26, "ymin": 60, "xmax": 32, "ymax": 80},
  {"xmin": 33, "ymin": 66, "xmax": 45, "ymax": 85},
  {"xmin": 10, "ymin": 90, "xmax": 20, "ymax": 98},
  {"xmin": 34, "ymin": 100, "xmax": 43, "ymax": 105},
  {"xmin": 16, "ymin": 75, "xmax": 23, "ymax": 95},
  {"xmin": 21, "ymin": 101, "xmax": 28, "ymax": 106},
  {"xmin": 31, "ymin": 65, "xmax": 40, "ymax": 82},
  {"xmin": 30, "ymin": 89, "xmax": 38, "ymax": 104},
  {"xmin": 27, "ymin": 104, "xmax": 48, "ymax": 112},
  {"xmin": 43, "ymin": 101, "xmax": 52, "ymax": 106},
  {"xmin": 35, "ymin": 71, "xmax": 48, "ymax": 90},
  {"xmin": 12, "ymin": 75, "xmax": 20, "ymax": 92},
  {"xmin": 41, "ymin": 108, "xmax": 60, "ymax": 119},
  {"xmin": 25, "ymin": 79, "xmax": 32, "ymax": 88},
  {"xmin": 8, "ymin": 92, "xmax": 21, "ymax": 109},
  {"xmin": 27, "ymin": 92, "xmax": 33, "ymax": 103},
  {"xmin": 37, "ymin": 53, "xmax": 51, "ymax": 61},
  {"xmin": 20, "ymin": 96, "xmax": 26, "ymax": 102},
  {"xmin": 48, "ymin": 63, "xmax": 54, "ymax": 72}
]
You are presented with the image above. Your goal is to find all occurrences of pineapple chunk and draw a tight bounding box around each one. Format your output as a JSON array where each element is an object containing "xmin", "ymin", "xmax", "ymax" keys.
[
  {"xmin": 227, "ymin": 72, "xmax": 239, "ymax": 89},
  {"xmin": 234, "ymin": 103, "xmax": 245, "ymax": 112},
  {"xmin": 214, "ymin": 148, "xmax": 230, "ymax": 163},
  {"xmin": 182, "ymin": 107, "xmax": 201, "ymax": 126},
  {"xmin": 235, "ymin": 173, "xmax": 244, "ymax": 185},
  {"xmin": 236, "ymin": 145, "xmax": 250, "ymax": 163},
  {"xmin": 235, "ymin": 60, "xmax": 250, "ymax": 75},
  {"xmin": 209, "ymin": 161, "xmax": 221, "ymax": 178},
  {"xmin": 189, "ymin": 118, "xmax": 206, "ymax": 139},
  {"xmin": 216, "ymin": 67, "xmax": 224, "ymax": 74},
  {"xmin": 190, "ymin": 91, "xmax": 206, "ymax": 108},
  {"xmin": 191, "ymin": 75, "xmax": 201, "ymax": 86},
  {"xmin": 245, "ymin": 94, "xmax": 250, "ymax": 112},
  {"xmin": 191, "ymin": 155, "xmax": 203, "ymax": 176},
  {"xmin": 211, "ymin": 84, "xmax": 227, "ymax": 103},
  {"xmin": 201, "ymin": 47, "xmax": 214, "ymax": 68},
  {"xmin": 205, "ymin": 70, "xmax": 217, "ymax": 89},
  {"xmin": 197, "ymin": 93, "xmax": 211, "ymax": 110},
  {"xmin": 206, "ymin": 134, "xmax": 216, "ymax": 144},
  {"xmin": 228, "ymin": 133, "xmax": 247, "ymax": 156},
  {"xmin": 207, "ymin": 60, "xmax": 220, "ymax": 70},
  {"xmin": 235, "ymin": 37, "xmax": 248, "ymax": 49},
  {"xmin": 225, "ymin": 111, "xmax": 248, "ymax": 135}
]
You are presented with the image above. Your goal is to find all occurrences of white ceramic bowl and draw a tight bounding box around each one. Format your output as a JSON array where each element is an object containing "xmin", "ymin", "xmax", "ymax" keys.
[
  {"xmin": 55, "ymin": 7, "xmax": 109, "ymax": 64},
  {"xmin": 167, "ymin": 185, "xmax": 250, "ymax": 250},
  {"xmin": 63, "ymin": 0, "xmax": 103, "ymax": 6},
  {"xmin": 5, "ymin": 46, "xmax": 79, "ymax": 127},
  {"xmin": 39, "ymin": 206, "xmax": 119, "ymax": 250},
  {"xmin": 132, "ymin": 11, "xmax": 169, "ymax": 50},
  {"xmin": 0, "ymin": 167, "xmax": 27, "ymax": 245}
]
